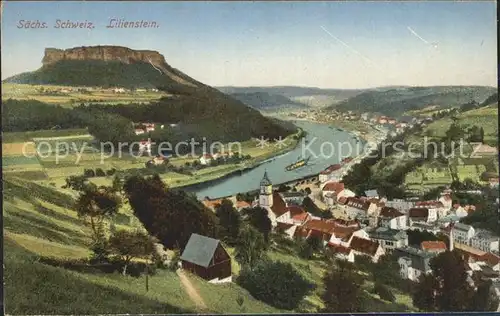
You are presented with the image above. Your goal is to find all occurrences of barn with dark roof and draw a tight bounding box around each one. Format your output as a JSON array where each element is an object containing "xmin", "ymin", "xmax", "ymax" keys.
[{"xmin": 180, "ymin": 233, "xmax": 232, "ymax": 283}]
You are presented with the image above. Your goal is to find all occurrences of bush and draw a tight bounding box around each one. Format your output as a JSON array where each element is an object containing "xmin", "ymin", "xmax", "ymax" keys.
[
  {"xmin": 373, "ymin": 282, "xmax": 396, "ymax": 302},
  {"xmin": 95, "ymin": 168, "xmax": 106, "ymax": 177},
  {"xmin": 236, "ymin": 260, "xmax": 314, "ymax": 310},
  {"xmin": 106, "ymin": 168, "xmax": 117, "ymax": 176},
  {"xmin": 168, "ymin": 249, "xmax": 181, "ymax": 271},
  {"xmin": 83, "ymin": 168, "xmax": 96, "ymax": 178}
]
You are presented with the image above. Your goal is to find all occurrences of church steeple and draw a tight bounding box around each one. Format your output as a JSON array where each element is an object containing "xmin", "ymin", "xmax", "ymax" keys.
[
  {"xmin": 261, "ymin": 170, "xmax": 272, "ymax": 186},
  {"xmin": 259, "ymin": 170, "xmax": 273, "ymax": 208}
]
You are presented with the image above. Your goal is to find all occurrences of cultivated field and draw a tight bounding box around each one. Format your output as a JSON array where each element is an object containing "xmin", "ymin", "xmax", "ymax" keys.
[
  {"xmin": 2, "ymin": 83, "xmax": 169, "ymax": 107},
  {"xmin": 423, "ymin": 105, "xmax": 498, "ymax": 145}
]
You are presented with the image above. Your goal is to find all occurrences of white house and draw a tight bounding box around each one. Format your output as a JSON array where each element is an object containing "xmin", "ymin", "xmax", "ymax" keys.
[
  {"xmin": 415, "ymin": 201, "xmax": 446, "ymax": 219},
  {"xmin": 438, "ymin": 195, "xmax": 453, "ymax": 212},
  {"xmin": 378, "ymin": 206, "xmax": 407, "ymax": 230},
  {"xmin": 409, "ymin": 207, "xmax": 437, "ymax": 224},
  {"xmin": 385, "ymin": 199, "xmax": 415, "ymax": 214},
  {"xmin": 199, "ymin": 153, "xmax": 213, "ymax": 165},
  {"xmin": 319, "ymin": 164, "xmax": 342, "ymax": 183},
  {"xmin": 342, "ymin": 197, "xmax": 373, "ymax": 220},
  {"xmin": 134, "ymin": 128, "xmax": 145, "ymax": 135},
  {"xmin": 453, "ymin": 204, "xmax": 469, "ymax": 218},
  {"xmin": 470, "ymin": 229, "xmax": 499, "ymax": 252},
  {"xmin": 368, "ymin": 227, "xmax": 408, "ymax": 251},
  {"xmin": 349, "ymin": 236, "xmax": 385, "ymax": 263},
  {"xmin": 394, "ymin": 247, "xmax": 437, "ymax": 281},
  {"xmin": 452, "ymin": 223, "xmax": 475, "ymax": 245},
  {"xmin": 113, "ymin": 87, "xmax": 126, "ymax": 93},
  {"xmin": 138, "ymin": 139, "xmax": 152, "ymax": 155}
]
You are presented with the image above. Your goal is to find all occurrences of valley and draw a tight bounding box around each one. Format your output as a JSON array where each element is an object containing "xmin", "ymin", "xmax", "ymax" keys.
[{"xmin": 2, "ymin": 1, "xmax": 499, "ymax": 313}]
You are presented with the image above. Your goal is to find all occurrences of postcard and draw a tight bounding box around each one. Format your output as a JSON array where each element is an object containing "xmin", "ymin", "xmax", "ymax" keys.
[{"xmin": 2, "ymin": 1, "xmax": 499, "ymax": 314}]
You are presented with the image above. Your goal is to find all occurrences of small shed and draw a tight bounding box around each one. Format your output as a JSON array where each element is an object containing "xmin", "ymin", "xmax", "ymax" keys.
[{"xmin": 180, "ymin": 233, "xmax": 232, "ymax": 283}]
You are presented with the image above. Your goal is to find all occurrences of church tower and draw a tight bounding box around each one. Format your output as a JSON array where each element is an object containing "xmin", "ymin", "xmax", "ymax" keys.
[{"xmin": 259, "ymin": 171, "xmax": 273, "ymax": 208}]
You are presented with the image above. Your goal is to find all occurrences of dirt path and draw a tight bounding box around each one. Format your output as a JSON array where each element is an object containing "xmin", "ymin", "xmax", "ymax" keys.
[{"xmin": 177, "ymin": 269, "xmax": 208, "ymax": 311}]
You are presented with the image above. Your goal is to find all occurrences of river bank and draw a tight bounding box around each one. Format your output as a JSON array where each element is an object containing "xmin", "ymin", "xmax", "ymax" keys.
[{"xmin": 186, "ymin": 120, "xmax": 365, "ymax": 199}]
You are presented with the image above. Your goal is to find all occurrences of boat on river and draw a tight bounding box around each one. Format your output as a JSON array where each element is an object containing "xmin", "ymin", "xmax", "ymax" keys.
[{"xmin": 285, "ymin": 156, "xmax": 311, "ymax": 171}]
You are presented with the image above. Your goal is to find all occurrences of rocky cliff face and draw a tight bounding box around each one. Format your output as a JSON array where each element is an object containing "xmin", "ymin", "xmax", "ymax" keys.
[{"xmin": 42, "ymin": 46, "xmax": 167, "ymax": 66}]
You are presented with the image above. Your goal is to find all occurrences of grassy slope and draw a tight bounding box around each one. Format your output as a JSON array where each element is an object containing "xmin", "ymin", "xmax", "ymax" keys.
[
  {"xmin": 2, "ymin": 176, "xmax": 285, "ymax": 314},
  {"xmin": 365, "ymin": 104, "xmax": 498, "ymax": 193},
  {"xmin": 424, "ymin": 104, "xmax": 498, "ymax": 145}
]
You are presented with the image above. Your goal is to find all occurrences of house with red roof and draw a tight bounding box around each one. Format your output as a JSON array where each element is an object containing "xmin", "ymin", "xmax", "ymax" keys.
[
  {"xmin": 378, "ymin": 206, "xmax": 407, "ymax": 230},
  {"xmin": 349, "ymin": 236, "xmax": 385, "ymax": 263},
  {"xmin": 409, "ymin": 206, "xmax": 437, "ymax": 225},
  {"xmin": 477, "ymin": 252, "xmax": 500, "ymax": 272},
  {"xmin": 319, "ymin": 164, "xmax": 342, "ymax": 183},
  {"xmin": 326, "ymin": 243, "xmax": 355, "ymax": 262},
  {"xmin": 415, "ymin": 200, "xmax": 445, "ymax": 219},
  {"xmin": 421, "ymin": 241, "xmax": 447, "ymax": 253},
  {"xmin": 321, "ymin": 182, "xmax": 356, "ymax": 206},
  {"xmin": 275, "ymin": 205, "xmax": 311, "ymax": 226},
  {"xmin": 294, "ymin": 218, "xmax": 367, "ymax": 247},
  {"xmin": 378, "ymin": 116, "xmax": 388, "ymax": 124},
  {"xmin": 342, "ymin": 196, "xmax": 379, "ymax": 220},
  {"xmin": 321, "ymin": 181, "xmax": 344, "ymax": 195}
]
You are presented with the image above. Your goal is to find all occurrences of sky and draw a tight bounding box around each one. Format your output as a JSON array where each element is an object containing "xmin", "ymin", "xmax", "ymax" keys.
[{"xmin": 1, "ymin": 1, "xmax": 497, "ymax": 89}]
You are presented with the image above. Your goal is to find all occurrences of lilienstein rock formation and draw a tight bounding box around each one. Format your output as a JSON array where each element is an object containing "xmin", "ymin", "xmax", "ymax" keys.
[
  {"xmin": 42, "ymin": 46, "xmax": 167, "ymax": 66},
  {"xmin": 3, "ymin": 45, "xmax": 296, "ymax": 142},
  {"xmin": 6, "ymin": 45, "xmax": 200, "ymax": 88}
]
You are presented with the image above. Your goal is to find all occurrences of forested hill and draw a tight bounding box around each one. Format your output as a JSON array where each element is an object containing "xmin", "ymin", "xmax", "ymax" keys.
[
  {"xmin": 328, "ymin": 86, "xmax": 496, "ymax": 117},
  {"xmin": 3, "ymin": 46, "xmax": 295, "ymax": 142}
]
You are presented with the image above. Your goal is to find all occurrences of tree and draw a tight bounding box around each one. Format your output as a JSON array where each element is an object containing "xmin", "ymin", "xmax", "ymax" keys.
[
  {"xmin": 64, "ymin": 175, "xmax": 95, "ymax": 191},
  {"xmin": 123, "ymin": 175, "xmax": 220, "ymax": 249},
  {"xmin": 413, "ymin": 273, "xmax": 438, "ymax": 311},
  {"xmin": 243, "ymin": 207, "xmax": 272, "ymax": 243},
  {"xmin": 407, "ymin": 229, "xmax": 439, "ymax": 247},
  {"xmin": 297, "ymin": 238, "xmax": 314, "ymax": 259},
  {"xmin": 237, "ymin": 260, "xmax": 314, "ymax": 309},
  {"xmin": 84, "ymin": 168, "xmax": 96, "ymax": 178},
  {"xmin": 234, "ymin": 225, "xmax": 267, "ymax": 268},
  {"xmin": 479, "ymin": 127, "xmax": 485, "ymax": 143},
  {"xmin": 111, "ymin": 175, "xmax": 123, "ymax": 194},
  {"xmin": 215, "ymin": 199, "xmax": 242, "ymax": 245},
  {"xmin": 373, "ymin": 282, "xmax": 395, "ymax": 302},
  {"xmin": 74, "ymin": 186, "xmax": 122, "ymax": 241},
  {"xmin": 322, "ymin": 260, "xmax": 364, "ymax": 312},
  {"xmin": 307, "ymin": 235, "xmax": 323, "ymax": 253},
  {"xmin": 470, "ymin": 279, "xmax": 499, "ymax": 311},
  {"xmin": 109, "ymin": 229, "xmax": 156, "ymax": 276},
  {"xmin": 412, "ymin": 250, "xmax": 475, "ymax": 311},
  {"xmin": 371, "ymin": 253, "xmax": 400, "ymax": 287}
]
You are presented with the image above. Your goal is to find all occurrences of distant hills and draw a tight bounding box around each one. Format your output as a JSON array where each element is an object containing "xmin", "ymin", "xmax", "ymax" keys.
[
  {"xmin": 217, "ymin": 86, "xmax": 366, "ymax": 109},
  {"xmin": 328, "ymin": 86, "xmax": 497, "ymax": 117},
  {"xmin": 227, "ymin": 92, "xmax": 307, "ymax": 111},
  {"xmin": 2, "ymin": 46, "xmax": 294, "ymax": 142}
]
